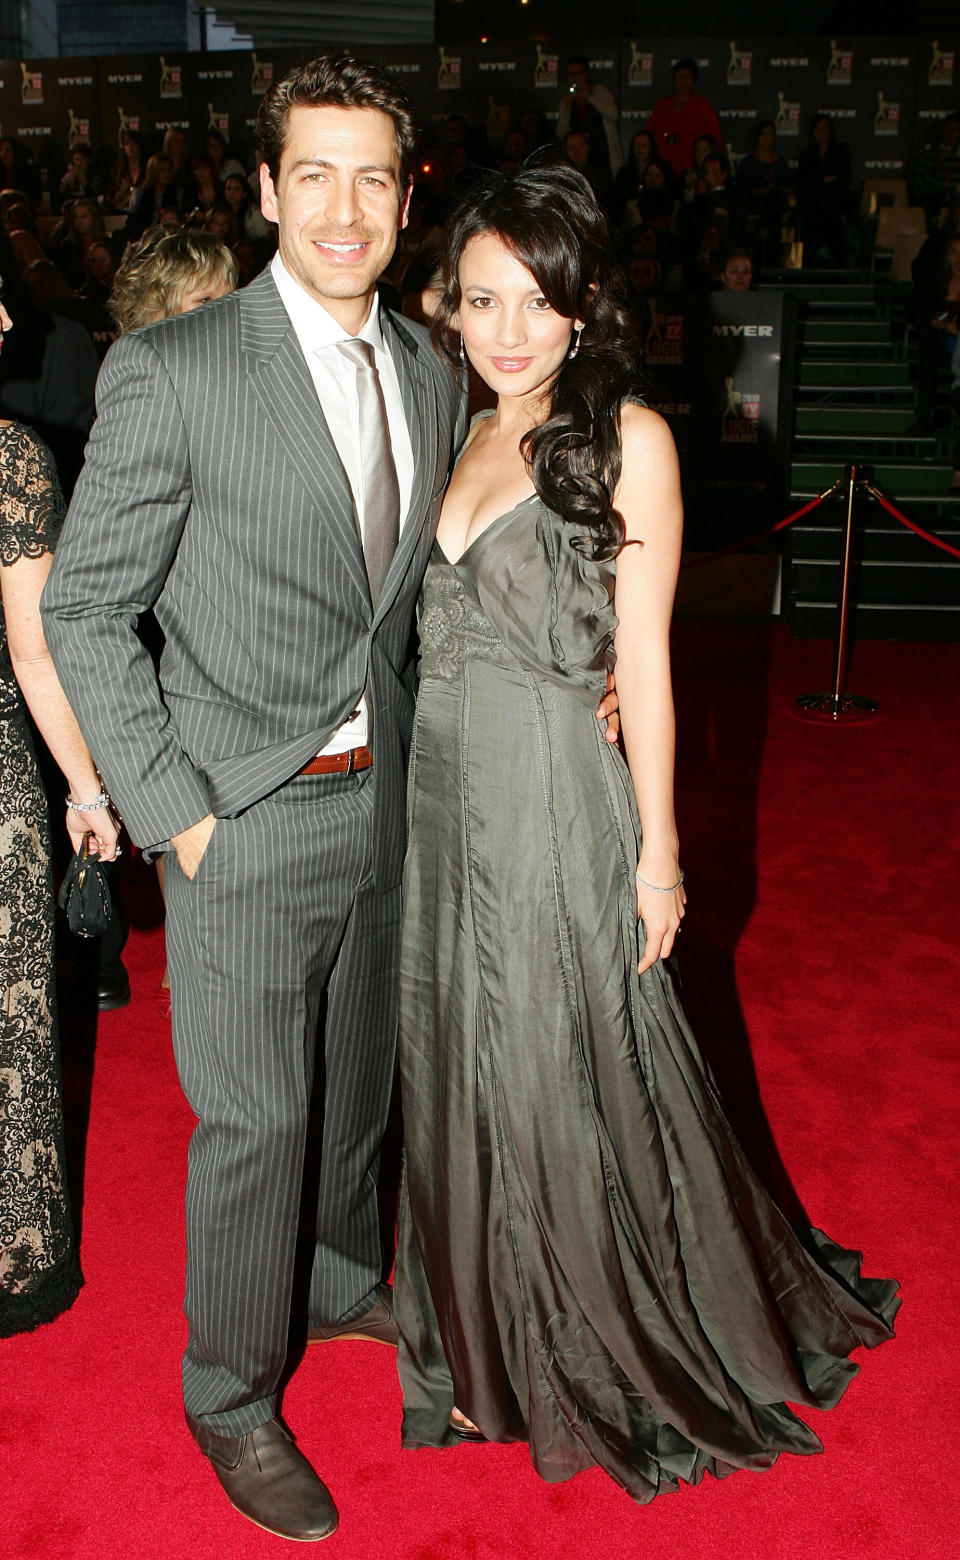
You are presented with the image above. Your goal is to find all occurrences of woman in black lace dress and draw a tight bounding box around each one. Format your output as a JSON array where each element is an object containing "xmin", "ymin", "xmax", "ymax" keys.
[{"xmin": 0, "ymin": 295, "xmax": 119, "ymax": 1334}]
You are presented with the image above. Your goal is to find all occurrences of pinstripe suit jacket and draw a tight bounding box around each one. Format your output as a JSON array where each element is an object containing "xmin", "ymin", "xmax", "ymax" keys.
[{"xmin": 41, "ymin": 269, "xmax": 466, "ymax": 888}]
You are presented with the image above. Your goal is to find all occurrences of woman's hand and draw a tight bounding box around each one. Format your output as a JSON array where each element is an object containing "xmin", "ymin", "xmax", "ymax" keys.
[
  {"xmin": 596, "ymin": 670, "xmax": 620, "ymax": 744},
  {"xmin": 636, "ymin": 864, "xmax": 686, "ymax": 973},
  {"xmin": 66, "ymin": 805, "xmax": 120, "ymax": 861}
]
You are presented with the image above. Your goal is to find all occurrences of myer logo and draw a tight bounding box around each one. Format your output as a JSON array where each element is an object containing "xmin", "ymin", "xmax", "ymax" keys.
[
  {"xmin": 713, "ymin": 324, "xmax": 774, "ymax": 337},
  {"xmin": 770, "ymin": 58, "xmax": 809, "ymax": 68},
  {"xmin": 108, "ymin": 73, "xmax": 143, "ymax": 85},
  {"xmin": 478, "ymin": 61, "xmax": 517, "ymax": 73},
  {"xmin": 870, "ymin": 57, "xmax": 909, "ymax": 68},
  {"xmin": 59, "ymin": 75, "xmax": 93, "ymax": 87},
  {"xmin": 199, "ymin": 70, "xmax": 234, "ymax": 81},
  {"xmin": 251, "ymin": 51, "xmax": 273, "ymax": 94},
  {"xmin": 390, "ymin": 63, "xmax": 421, "ymax": 75},
  {"xmin": 827, "ymin": 41, "xmax": 853, "ymax": 84},
  {"xmin": 534, "ymin": 44, "xmax": 558, "ymax": 89},
  {"xmin": 159, "ymin": 57, "xmax": 182, "ymax": 98},
  {"xmin": 659, "ymin": 403, "xmax": 691, "ymax": 416},
  {"xmin": 628, "ymin": 42, "xmax": 653, "ymax": 88},
  {"xmin": 874, "ymin": 93, "xmax": 900, "ymax": 136},
  {"xmin": 20, "ymin": 64, "xmax": 43, "ymax": 104},
  {"xmin": 438, "ymin": 47, "xmax": 461, "ymax": 90},
  {"xmin": 929, "ymin": 41, "xmax": 955, "ymax": 86},
  {"xmin": 727, "ymin": 42, "xmax": 752, "ymax": 86},
  {"xmin": 19, "ymin": 125, "xmax": 52, "ymax": 137},
  {"xmin": 155, "ymin": 119, "xmax": 190, "ymax": 131},
  {"xmin": 865, "ymin": 160, "xmax": 904, "ymax": 170},
  {"xmin": 720, "ymin": 109, "xmax": 757, "ymax": 119}
]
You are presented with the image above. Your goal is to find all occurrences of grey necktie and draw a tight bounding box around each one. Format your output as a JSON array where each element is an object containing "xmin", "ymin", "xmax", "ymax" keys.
[{"xmin": 336, "ymin": 337, "xmax": 401, "ymax": 608}]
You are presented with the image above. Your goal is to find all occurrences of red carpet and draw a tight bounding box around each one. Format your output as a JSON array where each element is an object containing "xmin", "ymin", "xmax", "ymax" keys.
[{"xmin": 4, "ymin": 621, "xmax": 958, "ymax": 1560}]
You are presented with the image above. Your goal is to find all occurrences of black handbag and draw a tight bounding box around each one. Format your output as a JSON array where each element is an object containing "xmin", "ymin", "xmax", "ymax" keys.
[{"xmin": 58, "ymin": 832, "xmax": 113, "ymax": 938}]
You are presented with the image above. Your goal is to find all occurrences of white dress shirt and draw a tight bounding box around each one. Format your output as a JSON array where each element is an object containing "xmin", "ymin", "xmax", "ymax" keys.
[{"xmin": 271, "ymin": 252, "xmax": 414, "ymax": 753}]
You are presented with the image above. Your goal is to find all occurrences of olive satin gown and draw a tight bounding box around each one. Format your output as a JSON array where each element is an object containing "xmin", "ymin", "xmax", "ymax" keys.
[{"xmin": 394, "ymin": 478, "xmax": 899, "ymax": 1503}]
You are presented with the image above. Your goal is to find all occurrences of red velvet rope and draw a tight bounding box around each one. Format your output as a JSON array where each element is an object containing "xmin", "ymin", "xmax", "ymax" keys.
[
  {"xmin": 679, "ymin": 484, "xmax": 841, "ymax": 571},
  {"xmin": 863, "ymin": 485, "xmax": 960, "ymax": 562}
]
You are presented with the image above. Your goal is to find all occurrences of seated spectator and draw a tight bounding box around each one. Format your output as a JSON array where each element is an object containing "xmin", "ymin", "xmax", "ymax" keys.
[
  {"xmin": 738, "ymin": 120, "xmax": 792, "ymax": 268},
  {"xmin": 81, "ymin": 241, "xmax": 117, "ymax": 303},
  {"xmin": 222, "ymin": 172, "xmax": 271, "ymax": 243},
  {"xmin": 155, "ymin": 205, "xmax": 184, "ymax": 234},
  {"xmin": 232, "ymin": 238, "xmax": 262, "ymax": 287},
  {"xmin": 647, "ymin": 58, "xmax": 722, "ymax": 183},
  {"xmin": 51, "ymin": 198, "xmax": 107, "ymax": 291},
  {"xmin": 519, "ymin": 109, "xmax": 551, "ymax": 153},
  {"xmin": 185, "ymin": 154, "xmax": 223, "ymax": 225},
  {"xmin": 400, "ymin": 250, "xmax": 444, "ymax": 325},
  {"xmin": 796, "ymin": 115, "xmax": 851, "ymax": 267},
  {"xmin": 563, "ymin": 130, "xmax": 613, "ymax": 209},
  {"xmin": 638, "ymin": 159, "xmax": 679, "ymax": 233},
  {"xmin": 685, "ymin": 153, "xmax": 744, "ymax": 244},
  {"xmin": 105, "ymin": 129, "xmax": 146, "ymax": 213},
  {"xmin": 56, "ymin": 142, "xmax": 102, "ymax": 213},
  {"xmin": 108, "ymin": 227, "xmax": 238, "ymax": 334},
  {"xmin": 205, "ymin": 128, "xmax": 247, "ymax": 184},
  {"xmin": 682, "ymin": 134, "xmax": 722, "ymax": 201},
  {"xmin": 203, "ymin": 203, "xmax": 233, "ymax": 243},
  {"xmin": 126, "ymin": 154, "xmax": 181, "ymax": 241},
  {"xmin": 627, "ymin": 253, "xmax": 662, "ymax": 302},
  {"xmin": 688, "ymin": 222, "xmax": 725, "ymax": 290},
  {"xmin": 555, "ymin": 54, "xmax": 624, "ymax": 183},
  {"xmin": 910, "ymin": 113, "xmax": 960, "ymax": 226},
  {"xmin": 0, "ymin": 229, "xmax": 100, "ymax": 495},
  {"xmin": 911, "ymin": 231, "xmax": 960, "ymax": 431},
  {"xmin": 719, "ymin": 248, "xmax": 754, "ymax": 291},
  {"xmin": 0, "ymin": 135, "xmax": 40, "ymax": 206},
  {"xmin": 612, "ymin": 129, "xmax": 659, "ymax": 226}
]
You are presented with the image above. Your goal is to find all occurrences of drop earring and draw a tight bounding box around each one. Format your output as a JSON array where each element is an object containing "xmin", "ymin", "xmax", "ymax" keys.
[
  {"xmin": 568, "ymin": 325, "xmax": 583, "ymax": 360},
  {"xmin": 459, "ymin": 332, "xmax": 466, "ymax": 364}
]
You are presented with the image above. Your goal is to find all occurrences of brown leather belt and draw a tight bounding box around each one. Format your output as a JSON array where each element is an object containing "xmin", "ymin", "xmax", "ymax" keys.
[{"xmin": 300, "ymin": 745, "xmax": 373, "ymax": 776}]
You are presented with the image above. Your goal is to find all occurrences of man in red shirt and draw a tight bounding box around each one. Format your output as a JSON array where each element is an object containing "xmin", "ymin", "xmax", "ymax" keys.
[{"xmin": 647, "ymin": 57, "xmax": 722, "ymax": 181}]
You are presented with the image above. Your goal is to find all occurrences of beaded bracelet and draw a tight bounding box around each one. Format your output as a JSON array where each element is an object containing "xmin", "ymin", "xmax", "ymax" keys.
[
  {"xmin": 636, "ymin": 869, "xmax": 684, "ymax": 894},
  {"xmin": 66, "ymin": 790, "xmax": 111, "ymax": 813}
]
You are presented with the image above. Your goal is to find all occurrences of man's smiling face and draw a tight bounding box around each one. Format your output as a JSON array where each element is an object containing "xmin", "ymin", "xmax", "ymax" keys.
[{"xmin": 260, "ymin": 103, "xmax": 411, "ymax": 328}]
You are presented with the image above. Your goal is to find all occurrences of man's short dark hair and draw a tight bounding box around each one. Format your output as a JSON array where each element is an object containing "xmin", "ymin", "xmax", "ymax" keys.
[
  {"xmin": 256, "ymin": 50, "xmax": 418, "ymax": 188},
  {"xmin": 673, "ymin": 56, "xmax": 699, "ymax": 82},
  {"xmin": 567, "ymin": 55, "xmax": 590, "ymax": 72}
]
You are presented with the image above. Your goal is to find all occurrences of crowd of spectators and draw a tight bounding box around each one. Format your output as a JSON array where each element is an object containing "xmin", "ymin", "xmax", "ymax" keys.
[{"xmin": 0, "ymin": 56, "xmax": 958, "ymax": 474}]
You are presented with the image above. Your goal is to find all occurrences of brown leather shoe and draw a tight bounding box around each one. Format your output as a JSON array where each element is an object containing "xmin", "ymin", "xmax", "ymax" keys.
[
  {"xmin": 307, "ymin": 1283, "xmax": 399, "ymax": 1347},
  {"xmin": 187, "ymin": 1413, "xmax": 338, "ymax": 1541}
]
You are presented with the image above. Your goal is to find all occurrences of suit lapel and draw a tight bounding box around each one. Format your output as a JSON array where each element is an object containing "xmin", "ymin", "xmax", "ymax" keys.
[
  {"xmin": 240, "ymin": 272, "xmax": 371, "ymax": 609},
  {"xmin": 374, "ymin": 309, "xmax": 440, "ymax": 627}
]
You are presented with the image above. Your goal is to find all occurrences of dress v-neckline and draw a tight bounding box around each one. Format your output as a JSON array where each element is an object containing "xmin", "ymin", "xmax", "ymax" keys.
[{"xmin": 434, "ymin": 492, "xmax": 539, "ymax": 568}]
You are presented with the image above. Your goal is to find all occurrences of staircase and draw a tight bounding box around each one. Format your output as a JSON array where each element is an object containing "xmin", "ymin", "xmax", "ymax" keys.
[{"xmin": 759, "ymin": 272, "xmax": 960, "ymax": 639}]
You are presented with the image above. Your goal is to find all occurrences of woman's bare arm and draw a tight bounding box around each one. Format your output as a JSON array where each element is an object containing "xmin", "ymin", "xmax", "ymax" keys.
[{"xmin": 611, "ymin": 404, "xmax": 686, "ymax": 972}]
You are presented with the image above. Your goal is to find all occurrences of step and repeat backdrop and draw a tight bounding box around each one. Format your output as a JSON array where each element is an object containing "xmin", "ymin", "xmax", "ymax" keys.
[{"xmin": 0, "ymin": 36, "xmax": 957, "ymax": 174}]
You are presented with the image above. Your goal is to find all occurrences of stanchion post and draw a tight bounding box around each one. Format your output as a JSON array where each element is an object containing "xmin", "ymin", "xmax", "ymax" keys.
[{"xmin": 796, "ymin": 464, "xmax": 879, "ymax": 723}]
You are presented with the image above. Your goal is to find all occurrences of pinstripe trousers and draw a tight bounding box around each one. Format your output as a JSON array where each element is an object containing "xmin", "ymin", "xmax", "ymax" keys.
[{"xmin": 163, "ymin": 767, "xmax": 400, "ymax": 1435}]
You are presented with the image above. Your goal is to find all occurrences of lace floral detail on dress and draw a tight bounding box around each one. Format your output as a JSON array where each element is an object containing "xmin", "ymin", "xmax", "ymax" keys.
[
  {"xmin": 418, "ymin": 562, "xmax": 507, "ymax": 682},
  {"xmin": 0, "ymin": 423, "xmax": 64, "ymax": 567}
]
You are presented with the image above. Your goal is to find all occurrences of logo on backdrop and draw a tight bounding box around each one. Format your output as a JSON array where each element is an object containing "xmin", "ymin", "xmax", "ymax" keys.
[
  {"xmin": 874, "ymin": 93, "xmax": 900, "ymax": 137},
  {"xmin": 250, "ymin": 52, "xmax": 273, "ymax": 95},
  {"xmin": 159, "ymin": 58, "xmax": 182, "ymax": 98},
  {"xmin": 117, "ymin": 106, "xmax": 140, "ymax": 138},
  {"xmin": 20, "ymin": 63, "xmax": 43, "ymax": 105},
  {"xmin": 721, "ymin": 376, "xmax": 760, "ymax": 441},
  {"xmin": 643, "ymin": 300, "xmax": 684, "ymax": 365},
  {"xmin": 929, "ymin": 41, "xmax": 955, "ymax": 87},
  {"xmin": 628, "ymin": 43, "xmax": 653, "ymax": 89},
  {"xmin": 438, "ymin": 47, "xmax": 461, "ymax": 91},
  {"xmin": 775, "ymin": 93, "xmax": 801, "ymax": 136},
  {"xmin": 727, "ymin": 42, "xmax": 752, "ymax": 87},
  {"xmin": 67, "ymin": 108, "xmax": 91, "ymax": 148},
  {"xmin": 534, "ymin": 44, "xmax": 558, "ymax": 89},
  {"xmin": 827, "ymin": 41, "xmax": 853, "ymax": 85},
  {"xmin": 208, "ymin": 103, "xmax": 230, "ymax": 135}
]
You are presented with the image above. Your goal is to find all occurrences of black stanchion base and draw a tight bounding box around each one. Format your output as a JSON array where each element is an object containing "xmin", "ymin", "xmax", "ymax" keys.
[{"xmin": 795, "ymin": 692, "xmax": 880, "ymax": 725}]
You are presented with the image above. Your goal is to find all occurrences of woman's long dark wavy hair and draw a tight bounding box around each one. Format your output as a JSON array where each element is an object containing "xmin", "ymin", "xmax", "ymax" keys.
[{"xmin": 432, "ymin": 158, "xmax": 643, "ymax": 560}]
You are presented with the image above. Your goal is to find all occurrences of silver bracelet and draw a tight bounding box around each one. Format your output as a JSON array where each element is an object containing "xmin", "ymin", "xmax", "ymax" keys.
[
  {"xmin": 66, "ymin": 790, "xmax": 111, "ymax": 812},
  {"xmin": 636, "ymin": 869, "xmax": 684, "ymax": 893}
]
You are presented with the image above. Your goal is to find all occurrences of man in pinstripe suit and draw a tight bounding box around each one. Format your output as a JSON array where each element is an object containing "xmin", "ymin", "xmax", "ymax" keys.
[{"xmin": 42, "ymin": 55, "xmax": 466, "ymax": 1542}]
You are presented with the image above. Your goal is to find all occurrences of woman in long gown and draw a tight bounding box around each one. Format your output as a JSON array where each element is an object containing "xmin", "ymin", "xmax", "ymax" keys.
[
  {"xmin": 0, "ymin": 296, "xmax": 119, "ymax": 1334},
  {"xmin": 393, "ymin": 163, "xmax": 899, "ymax": 1504}
]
